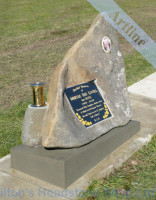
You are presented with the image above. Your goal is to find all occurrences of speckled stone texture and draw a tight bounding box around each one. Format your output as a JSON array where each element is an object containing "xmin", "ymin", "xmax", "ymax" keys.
[
  {"xmin": 22, "ymin": 105, "xmax": 48, "ymax": 147},
  {"xmin": 42, "ymin": 14, "xmax": 132, "ymax": 148}
]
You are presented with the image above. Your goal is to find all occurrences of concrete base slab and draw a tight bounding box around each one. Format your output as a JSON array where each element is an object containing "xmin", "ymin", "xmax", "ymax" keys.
[
  {"xmin": 11, "ymin": 120, "xmax": 140, "ymax": 189},
  {"xmin": 0, "ymin": 126, "xmax": 155, "ymax": 200}
]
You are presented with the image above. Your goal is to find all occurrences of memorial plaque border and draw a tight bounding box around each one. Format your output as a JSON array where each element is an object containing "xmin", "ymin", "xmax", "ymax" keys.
[{"xmin": 65, "ymin": 80, "xmax": 113, "ymax": 128}]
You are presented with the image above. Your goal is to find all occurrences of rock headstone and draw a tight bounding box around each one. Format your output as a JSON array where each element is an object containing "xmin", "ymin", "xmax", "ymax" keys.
[{"xmin": 42, "ymin": 14, "xmax": 132, "ymax": 148}]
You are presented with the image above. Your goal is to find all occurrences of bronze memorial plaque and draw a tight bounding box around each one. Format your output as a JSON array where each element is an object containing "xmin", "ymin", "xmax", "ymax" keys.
[{"xmin": 65, "ymin": 80, "xmax": 112, "ymax": 128}]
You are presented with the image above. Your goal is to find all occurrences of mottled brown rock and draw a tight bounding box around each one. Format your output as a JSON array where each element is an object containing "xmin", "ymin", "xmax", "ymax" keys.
[{"xmin": 42, "ymin": 15, "xmax": 132, "ymax": 148}]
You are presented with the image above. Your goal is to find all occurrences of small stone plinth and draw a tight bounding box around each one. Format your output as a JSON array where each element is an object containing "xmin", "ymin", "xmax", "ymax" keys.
[
  {"xmin": 22, "ymin": 104, "xmax": 48, "ymax": 147},
  {"xmin": 11, "ymin": 120, "xmax": 140, "ymax": 189}
]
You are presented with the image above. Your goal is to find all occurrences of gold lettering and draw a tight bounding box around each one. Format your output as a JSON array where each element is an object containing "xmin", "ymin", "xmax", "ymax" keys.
[
  {"xmin": 82, "ymin": 114, "xmax": 89, "ymax": 118},
  {"xmin": 85, "ymin": 96, "xmax": 92, "ymax": 100},
  {"xmin": 88, "ymin": 89, "xmax": 98, "ymax": 95},
  {"xmin": 81, "ymin": 85, "xmax": 89, "ymax": 88},
  {"xmin": 76, "ymin": 107, "xmax": 83, "ymax": 112},
  {"xmin": 82, "ymin": 92, "xmax": 88, "ymax": 97},
  {"xmin": 96, "ymin": 104, "xmax": 102, "ymax": 108},
  {"xmin": 99, "ymin": 108, "xmax": 104, "ymax": 112},
  {"xmin": 88, "ymin": 103, "xmax": 94, "ymax": 107},
  {"xmin": 94, "ymin": 113, "xmax": 100, "ymax": 117},
  {"xmin": 70, "ymin": 94, "xmax": 81, "ymax": 101},
  {"xmin": 88, "ymin": 110, "xmax": 98, "ymax": 116},
  {"xmin": 89, "ymin": 99, "xmax": 94, "ymax": 103},
  {"xmin": 72, "ymin": 86, "xmax": 80, "ymax": 92}
]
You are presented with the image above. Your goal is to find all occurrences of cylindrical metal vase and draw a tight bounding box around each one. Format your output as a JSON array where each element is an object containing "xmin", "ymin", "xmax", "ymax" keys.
[{"xmin": 30, "ymin": 82, "xmax": 46, "ymax": 107}]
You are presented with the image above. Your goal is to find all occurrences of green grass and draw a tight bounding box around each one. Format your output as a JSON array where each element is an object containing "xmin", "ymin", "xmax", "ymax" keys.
[
  {"xmin": 0, "ymin": 0, "xmax": 97, "ymax": 111},
  {"xmin": 0, "ymin": 101, "xmax": 30, "ymax": 158},
  {"xmin": 0, "ymin": 0, "xmax": 155, "ymax": 111},
  {"xmin": 0, "ymin": 0, "xmax": 94, "ymax": 38},
  {"xmin": 125, "ymin": 52, "xmax": 156, "ymax": 86},
  {"xmin": 78, "ymin": 135, "xmax": 156, "ymax": 200}
]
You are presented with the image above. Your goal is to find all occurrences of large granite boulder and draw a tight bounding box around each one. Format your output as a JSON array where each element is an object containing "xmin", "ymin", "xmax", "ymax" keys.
[{"xmin": 42, "ymin": 14, "xmax": 132, "ymax": 148}]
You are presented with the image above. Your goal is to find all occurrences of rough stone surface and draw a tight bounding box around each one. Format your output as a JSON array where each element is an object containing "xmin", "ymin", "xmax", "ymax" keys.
[
  {"xmin": 22, "ymin": 104, "xmax": 48, "ymax": 146},
  {"xmin": 42, "ymin": 15, "xmax": 132, "ymax": 148}
]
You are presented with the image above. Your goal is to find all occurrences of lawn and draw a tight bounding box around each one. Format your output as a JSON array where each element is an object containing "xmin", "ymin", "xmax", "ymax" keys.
[
  {"xmin": 0, "ymin": 0, "xmax": 155, "ymax": 112},
  {"xmin": 0, "ymin": 0, "xmax": 155, "ymax": 198},
  {"xmin": 78, "ymin": 135, "xmax": 156, "ymax": 200}
]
